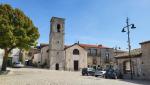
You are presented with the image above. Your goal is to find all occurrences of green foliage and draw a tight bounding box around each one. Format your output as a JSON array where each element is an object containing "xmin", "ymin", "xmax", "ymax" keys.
[{"xmin": 0, "ymin": 4, "xmax": 40, "ymax": 50}]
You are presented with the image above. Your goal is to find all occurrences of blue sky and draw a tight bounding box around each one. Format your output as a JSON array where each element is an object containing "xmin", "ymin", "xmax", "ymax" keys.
[{"xmin": 1, "ymin": 0, "xmax": 150, "ymax": 50}]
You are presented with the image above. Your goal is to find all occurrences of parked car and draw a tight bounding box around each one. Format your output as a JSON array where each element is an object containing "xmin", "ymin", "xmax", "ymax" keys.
[
  {"xmin": 13, "ymin": 62, "xmax": 24, "ymax": 68},
  {"xmin": 94, "ymin": 70, "xmax": 106, "ymax": 77},
  {"xmin": 104, "ymin": 68, "xmax": 117, "ymax": 79},
  {"xmin": 82, "ymin": 68, "xmax": 88, "ymax": 76},
  {"xmin": 82, "ymin": 68, "xmax": 95, "ymax": 76}
]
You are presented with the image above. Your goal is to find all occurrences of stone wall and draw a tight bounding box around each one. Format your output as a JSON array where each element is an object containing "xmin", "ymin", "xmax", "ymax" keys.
[
  {"xmin": 140, "ymin": 42, "xmax": 150, "ymax": 79},
  {"xmin": 116, "ymin": 57, "xmax": 142, "ymax": 79},
  {"xmin": 41, "ymin": 46, "xmax": 49, "ymax": 65}
]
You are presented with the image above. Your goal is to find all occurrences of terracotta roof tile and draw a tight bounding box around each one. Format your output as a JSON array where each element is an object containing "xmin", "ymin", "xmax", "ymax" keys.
[{"xmin": 79, "ymin": 44, "xmax": 110, "ymax": 48}]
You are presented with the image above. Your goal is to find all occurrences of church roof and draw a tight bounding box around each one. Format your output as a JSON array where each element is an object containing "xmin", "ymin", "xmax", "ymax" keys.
[
  {"xmin": 65, "ymin": 43, "xmax": 111, "ymax": 49},
  {"xmin": 79, "ymin": 44, "xmax": 110, "ymax": 49}
]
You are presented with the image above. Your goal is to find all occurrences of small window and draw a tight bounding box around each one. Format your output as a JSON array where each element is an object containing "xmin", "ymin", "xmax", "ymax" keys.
[
  {"xmin": 73, "ymin": 49, "xmax": 79, "ymax": 55},
  {"xmin": 57, "ymin": 24, "xmax": 61, "ymax": 32}
]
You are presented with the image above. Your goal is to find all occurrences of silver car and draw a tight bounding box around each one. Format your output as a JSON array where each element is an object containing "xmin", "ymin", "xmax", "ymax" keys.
[
  {"xmin": 95, "ymin": 70, "xmax": 106, "ymax": 77},
  {"xmin": 13, "ymin": 62, "xmax": 24, "ymax": 68}
]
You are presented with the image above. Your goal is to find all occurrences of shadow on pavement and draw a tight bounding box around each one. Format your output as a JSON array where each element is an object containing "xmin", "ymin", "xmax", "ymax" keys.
[
  {"xmin": 0, "ymin": 70, "xmax": 10, "ymax": 75},
  {"xmin": 119, "ymin": 79, "xmax": 150, "ymax": 85}
]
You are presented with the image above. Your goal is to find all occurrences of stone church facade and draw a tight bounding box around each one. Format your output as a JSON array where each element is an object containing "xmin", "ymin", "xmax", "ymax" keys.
[
  {"xmin": 39, "ymin": 17, "xmax": 114, "ymax": 71},
  {"xmin": 65, "ymin": 43, "xmax": 87, "ymax": 71}
]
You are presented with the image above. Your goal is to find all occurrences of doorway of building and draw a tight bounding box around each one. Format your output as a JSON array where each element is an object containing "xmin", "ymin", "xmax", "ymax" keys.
[
  {"xmin": 74, "ymin": 60, "xmax": 79, "ymax": 71},
  {"xmin": 55, "ymin": 63, "xmax": 59, "ymax": 70}
]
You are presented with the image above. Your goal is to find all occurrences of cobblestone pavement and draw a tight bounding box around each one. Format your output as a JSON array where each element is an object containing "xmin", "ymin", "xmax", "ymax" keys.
[{"xmin": 0, "ymin": 68, "xmax": 149, "ymax": 85}]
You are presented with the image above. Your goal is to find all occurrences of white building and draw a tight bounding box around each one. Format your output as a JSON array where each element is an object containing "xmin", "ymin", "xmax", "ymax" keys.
[
  {"xmin": 0, "ymin": 49, "xmax": 4, "ymax": 70},
  {"xmin": 10, "ymin": 48, "xmax": 21, "ymax": 63}
]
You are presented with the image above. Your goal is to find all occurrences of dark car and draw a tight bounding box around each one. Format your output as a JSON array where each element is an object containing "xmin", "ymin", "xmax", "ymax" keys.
[
  {"xmin": 105, "ymin": 68, "xmax": 117, "ymax": 79},
  {"xmin": 82, "ymin": 68, "xmax": 95, "ymax": 76},
  {"xmin": 82, "ymin": 68, "xmax": 88, "ymax": 76}
]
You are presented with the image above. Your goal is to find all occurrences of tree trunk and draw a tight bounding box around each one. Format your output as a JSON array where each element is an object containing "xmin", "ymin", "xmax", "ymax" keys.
[{"xmin": 1, "ymin": 49, "xmax": 8, "ymax": 71}]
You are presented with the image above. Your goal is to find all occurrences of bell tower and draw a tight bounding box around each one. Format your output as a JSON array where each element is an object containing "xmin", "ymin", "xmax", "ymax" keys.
[{"xmin": 49, "ymin": 17, "xmax": 65, "ymax": 70}]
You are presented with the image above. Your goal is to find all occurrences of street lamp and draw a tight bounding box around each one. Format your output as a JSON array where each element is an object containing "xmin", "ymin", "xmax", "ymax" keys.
[{"xmin": 121, "ymin": 17, "xmax": 136, "ymax": 79}]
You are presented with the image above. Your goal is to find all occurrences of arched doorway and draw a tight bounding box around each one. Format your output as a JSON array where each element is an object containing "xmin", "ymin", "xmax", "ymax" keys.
[{"xmin": 55, "ymin": 63, "xmax": 59, "ymax": 70}]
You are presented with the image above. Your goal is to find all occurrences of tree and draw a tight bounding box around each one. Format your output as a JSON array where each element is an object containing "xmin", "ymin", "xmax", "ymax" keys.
[{"xmin": 0, "ymin": 4, "xmax": 40, "ymax": 71}]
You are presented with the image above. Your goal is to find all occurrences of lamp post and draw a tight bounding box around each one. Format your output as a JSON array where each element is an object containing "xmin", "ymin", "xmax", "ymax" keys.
[{"xmin": 121, "ymin": 17, "xmax": 136, "ymax": 79}]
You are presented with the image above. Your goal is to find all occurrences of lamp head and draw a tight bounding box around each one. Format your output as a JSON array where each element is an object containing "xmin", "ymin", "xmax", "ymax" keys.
[
  {"xmin": 131, "ymin": 24, "xmax": 136, "ymax": 29},
  {"xmin": 122, "ymin": 28, "xmax": 126, "ymax": 32}
]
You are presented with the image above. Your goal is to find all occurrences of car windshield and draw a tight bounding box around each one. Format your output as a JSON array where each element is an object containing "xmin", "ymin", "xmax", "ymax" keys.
[
  {"xmin": 87, "ymin": 68, "xmax": 95, "ymax": 71},
  {"xmin": 16, "ymin": 62, "xmax": 21, "ymax": 64}
]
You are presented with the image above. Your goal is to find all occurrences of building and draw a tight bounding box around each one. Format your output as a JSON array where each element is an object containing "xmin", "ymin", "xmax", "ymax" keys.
[
  {"xmin": 32, "ymin": 17, "xmax": 114, "ymax": 71},
  {"xmin": 140, "ymin": 40, "xmax": 150, "ymax": 80},
  {"xmin": 49, "ymin": 17, "xmax": 65, "ymax": 70},
  {"xmin": 38, "ymin": 42, "xmax": 114, "ymax": 71},
  {"xmin": 10, "ymin": 48, "xmax": 21, "ymax": 64},
  {"xmin": 115, "ymin": 48, "xmax": 142, "ymax": 79},
  {"xmin": 0, "ymin": 49, "xmax": 4, "ymax": 70},
  {"xmin": 65, "ymin": 43, "xmax": 87, "ymax": 71},
  {"xmin": 27, "ymin": 47, "xmax": 41, "ymax": 66},
  {"xmin": 31, "ymin": 17, "xmax": 114, "ymax": 71},
  {"xmin": 78, "ymin": 43, "xmax": 114, "ymax": 69}
]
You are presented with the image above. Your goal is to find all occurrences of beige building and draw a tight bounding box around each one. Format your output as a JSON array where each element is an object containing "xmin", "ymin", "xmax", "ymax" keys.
[
  {"xmin": 115, "ymin": 48, "xmax": 142, "ymax": 79},
  {"xmin": 140, "ymin": 40, "xmax": 150, "ymax": 80},
  {"xmin": 65, "ymin": 43, "xmax": 87, "ymax": 71},
  {"xmin": 78, "ymin": 44, "xmax": 114, "ymax": 69}
]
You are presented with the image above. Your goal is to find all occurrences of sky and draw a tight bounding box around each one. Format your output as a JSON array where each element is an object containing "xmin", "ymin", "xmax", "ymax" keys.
[{"xmin": 1, "ymin": 0, "xmax": 150, "ymax": 50}]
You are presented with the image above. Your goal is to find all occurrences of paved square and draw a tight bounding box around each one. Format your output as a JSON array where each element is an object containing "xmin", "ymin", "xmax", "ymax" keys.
[{"xmin": 0, "ymin": 68, "xmax": 149, "ymax": 85}]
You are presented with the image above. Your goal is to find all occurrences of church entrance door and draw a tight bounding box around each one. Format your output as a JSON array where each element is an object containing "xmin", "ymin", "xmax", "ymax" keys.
[
  {"xmin": 74, "ymin": 60, "xmax": 79, "ymax": 71},
  {"xmin": 56, "ymin": 63, "xmax": 59, "ymax": 70}
]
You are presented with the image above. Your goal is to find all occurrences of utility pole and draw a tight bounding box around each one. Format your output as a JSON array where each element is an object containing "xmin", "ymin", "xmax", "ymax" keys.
[{"xmin": 122, "ymin": 17, "xmax": 136, "ymax": 79}]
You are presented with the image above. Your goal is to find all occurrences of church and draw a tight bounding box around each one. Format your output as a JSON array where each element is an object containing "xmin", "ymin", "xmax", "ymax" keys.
[{"xmin": 34, "ymin": 17, "xmax": 114, "ymax": 71}]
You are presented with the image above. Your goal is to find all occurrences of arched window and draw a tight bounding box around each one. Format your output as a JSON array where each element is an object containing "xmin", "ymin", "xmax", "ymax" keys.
[
  {"xmin": 57, "ymin": 24, "xmax": 61, "ymax": 32},
  {"xmin": 73, "ymin": 49, "xmax": 79, "ymax": 55}
]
